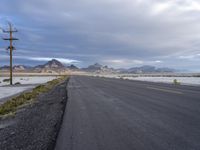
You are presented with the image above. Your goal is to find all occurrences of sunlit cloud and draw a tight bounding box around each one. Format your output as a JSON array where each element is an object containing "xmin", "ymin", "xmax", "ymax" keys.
[
  {"xmin": 154, "ymin": 60, "xmax": 162, "ymax": 63},
  {"xmin": 151, "ymin": 2, "xmax": 171, "ymax": 15},
  {"xmin": 179, "ymin": 53, "xmax": 200, "ymax": 60},
  {"xmin": 12, "ymin": 56, "xmax": 81, "ymax": 64}
]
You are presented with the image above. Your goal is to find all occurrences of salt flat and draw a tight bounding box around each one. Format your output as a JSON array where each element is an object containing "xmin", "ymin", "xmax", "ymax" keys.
[
  {"xmin": 0, "ymin": 85, "xmax": 35, "ymax": 104},
  {"xmin": 123, "ymin": 76, "xmax": 200, "ymax": 86},
  {"xmin": 95, "ymin": 74, "xmax": 200, "ymax": 86},
  {"xmin": 0, "ymin": 76, "xmax": 57, "ymax": 86},
  {"xmin": 0, "ymin": 76, "xmax": 57, "ymax": 103}
]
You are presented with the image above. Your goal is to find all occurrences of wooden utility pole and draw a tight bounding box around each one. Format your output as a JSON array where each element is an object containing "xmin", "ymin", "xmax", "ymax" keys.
[{"xmin": 2, "ymin": 22, "xmax": 18, "ymax": 85}]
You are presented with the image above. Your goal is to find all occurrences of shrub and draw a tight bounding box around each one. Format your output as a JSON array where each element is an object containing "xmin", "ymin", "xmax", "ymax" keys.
[
  {"xmin": 3, "ymin": 78, "xmax": 10, "ymax": 82},
  {"xmin": 173, "ymin": 79, "xmax": 180, "ymax": 85},
  {"xmin": 15, "ymin": 82, "xmax": 21, "ymax": 85}
]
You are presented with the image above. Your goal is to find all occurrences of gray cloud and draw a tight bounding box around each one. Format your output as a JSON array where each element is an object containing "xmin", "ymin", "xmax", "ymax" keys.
[{"xmin": 0, "ymin": 0, "xmax": 200, "ymax": 71}]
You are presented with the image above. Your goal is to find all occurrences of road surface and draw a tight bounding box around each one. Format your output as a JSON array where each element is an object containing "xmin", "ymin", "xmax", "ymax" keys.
[{"xmin": 55, "ymin": 76, "xmax": 200, "ymax": 150}]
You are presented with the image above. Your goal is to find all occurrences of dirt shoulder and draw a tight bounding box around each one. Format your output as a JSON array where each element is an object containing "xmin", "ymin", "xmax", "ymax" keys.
[{"xmin": 0, "ymin": 79, "xmax": 68, "ymax": 150}]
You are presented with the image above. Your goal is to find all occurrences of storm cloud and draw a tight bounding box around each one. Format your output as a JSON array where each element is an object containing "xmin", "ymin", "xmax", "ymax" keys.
[{"xmin": 0, "ymin": 0, "xmax": 200, "ymax": 71}]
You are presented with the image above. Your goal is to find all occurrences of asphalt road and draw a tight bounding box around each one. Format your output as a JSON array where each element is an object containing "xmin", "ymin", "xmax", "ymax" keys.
[{"xmin": 55, "ymin": 76, "xmax": 200, "ymax": 150}]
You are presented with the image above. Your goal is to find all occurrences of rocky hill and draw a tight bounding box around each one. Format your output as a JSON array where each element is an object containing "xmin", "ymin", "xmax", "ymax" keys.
[
  {"xmin": 66, "ymin": 64, "xmax": 79, "ymax": 70},
  {"xmin": 34, "ymin": 59, "xmax": 65, "ymax": 70},
  {"xmin": 82, "ymin": 63, "xmax": 116, "ymax": 73},
  {"xmin": 1, "ymin": 65, "xmax": 31, "ymax": 71}
]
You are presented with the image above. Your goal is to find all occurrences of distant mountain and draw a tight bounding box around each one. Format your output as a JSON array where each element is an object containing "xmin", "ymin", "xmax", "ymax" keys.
[
  {"xmin": 34, "ymin": 59, "xmax": 65, "ymax": 69},
  {"xmin": 1, "ymin": 59, "xmax": 72, "ymax": 73},
  {"xmin": 119, "ymin": 65, "xmax": 175, "ymax": 73},
  {"xmin": 128, "ymin": 65, "xmax": 156, "ymax": 73},
  {"xmin": 13, "ymin": 65, "xmax": 31, "ymax": 71},
  {"xmin": 66, "ymin": 64, "xmax": 79, "ymax": 70},
  {"xmin": 0, "ymin": 59, "xmax": 176, "ymax": 74},
  {"xmin": 0, "ymin": 65, "xmax": 31, "ymax": 71},
  {"xmin": 82, "ymin": 63, "xmax": 115, "ymax": 73},
  {"xmin": 82, "ymin": 63, "xmax": 102, "ymax": 71},
  {"xmin": 156, "ymin": 67, "xmax": 176, "ymax": 73},
  {"xmin": 0, "ymin": 65, "xmax": 10, "ymax": 70}
]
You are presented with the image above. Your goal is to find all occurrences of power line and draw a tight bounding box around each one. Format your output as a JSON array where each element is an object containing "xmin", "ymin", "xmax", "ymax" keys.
[{"xmin": 2, "ymin": 22, "xmax": 18, "ymax": 85}]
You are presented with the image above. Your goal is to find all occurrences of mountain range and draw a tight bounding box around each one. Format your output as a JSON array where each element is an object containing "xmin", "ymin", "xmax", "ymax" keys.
[
  {"xmin": 118, "ymin": 65, "xmax": 175, "ymax": 73},
  {"xmin": 0, "ymin": 59, "xmax": 176, "ymax": 73}
]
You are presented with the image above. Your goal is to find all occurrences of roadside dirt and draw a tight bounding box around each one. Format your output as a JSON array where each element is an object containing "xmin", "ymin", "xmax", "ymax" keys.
[{"xmin": 0, "ymin": 79, "xmax": 68, "ymax": 150}]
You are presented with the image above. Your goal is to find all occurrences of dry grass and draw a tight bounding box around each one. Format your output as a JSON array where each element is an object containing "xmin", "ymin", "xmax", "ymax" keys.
[{"xmin": 0, "ymin": 76, "xmax": 68, "ymax": 116}]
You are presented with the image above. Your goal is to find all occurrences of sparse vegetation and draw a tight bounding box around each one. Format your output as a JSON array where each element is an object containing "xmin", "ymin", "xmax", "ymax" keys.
[
  {"xmin": 173, "ymin": 79, "xmax": 180, "ymax": 85},
  {"xmin": 0, "ymin": 76, "xmax": 68, "ymax": 116},
  {"xmin": 3, "ymin": 78, "xmax": 10, "ymax": 82},
  {"xmin": 14, "ymin": 82, "xmax": 21, "ymax": 85}
]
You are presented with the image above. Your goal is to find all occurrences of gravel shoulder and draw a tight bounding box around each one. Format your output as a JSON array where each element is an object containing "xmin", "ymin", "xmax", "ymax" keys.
[{"xmin": 0, "ymin": 79, "xmax": 68, "ymax": 150}]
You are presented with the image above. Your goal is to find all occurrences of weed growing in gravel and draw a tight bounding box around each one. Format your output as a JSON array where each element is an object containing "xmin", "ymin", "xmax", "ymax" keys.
[
  {"xmin": 0, "ymin": 76, "xmax": 68, "ymax": 116},
  {"xmin": 3, "ymin": 79, "xmax": 10, "ymax": 82}
]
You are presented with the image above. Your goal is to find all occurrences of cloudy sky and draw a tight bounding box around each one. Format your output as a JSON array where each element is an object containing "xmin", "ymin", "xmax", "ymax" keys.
[{"xmin": 0, "ymin": 0, "xmax": 200, "ymax": 71}]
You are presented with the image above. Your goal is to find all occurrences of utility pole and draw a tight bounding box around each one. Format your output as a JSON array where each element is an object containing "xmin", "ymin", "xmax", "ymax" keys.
[{"xmin": 2, "ymin": 22, "xmax": 18, "ymax": 85}]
